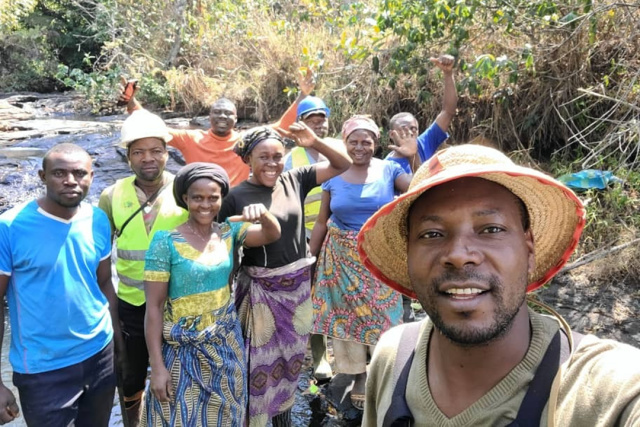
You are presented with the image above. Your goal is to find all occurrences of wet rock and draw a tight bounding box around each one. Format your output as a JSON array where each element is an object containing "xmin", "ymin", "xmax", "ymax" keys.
[
  {"xmin": 0, "ymin": 119, "xmax": 119, "ymax": 145},
  {"xmin": 0, "ymin": 147, "xmax": 47, "ymax": 159},
  {"xmin": 1, "ymin": 92, "xmax": 91, "ymax": 117},
  {"xmin": 0, "ymin": 172, "xmax": 23, "ymax": 185},
  {"xmin": 0, "ymin": 100, "xmax": 34, "ymax": 122}
]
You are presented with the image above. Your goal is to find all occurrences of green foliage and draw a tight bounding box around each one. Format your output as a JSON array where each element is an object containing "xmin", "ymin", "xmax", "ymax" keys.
[
  {"xmin": 0, "ymin": 27, "xmax": 59, "ymax": 91},
  {"xmin": 54, "ymin": 64, "xmax": 122, "ymax": 112}
]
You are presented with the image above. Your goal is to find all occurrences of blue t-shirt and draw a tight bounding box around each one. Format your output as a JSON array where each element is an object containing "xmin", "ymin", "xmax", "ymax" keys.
[
  {"xmin": 0, "ymin": 201, "xmax": 113, "ymax": 374},
  {"xmin": 322, "ymin": 159, "xmax": 405, "ymax": 231},
  {"xmin": 385, "ymin": 121, "xmax": 448, "ymax": 173}
]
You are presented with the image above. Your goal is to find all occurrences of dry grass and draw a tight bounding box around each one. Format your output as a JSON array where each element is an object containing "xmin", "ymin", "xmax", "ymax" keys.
[{"xmin": 99, "ymin": 0, "xmax": 640, "ymax": 279}]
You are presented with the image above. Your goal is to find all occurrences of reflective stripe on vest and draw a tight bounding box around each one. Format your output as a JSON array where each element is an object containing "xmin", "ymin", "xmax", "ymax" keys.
[
  {"xmin": 112, "ymin": 175, "xmax": 188, "ymax": 305},
  {"xmin": 291, "ymin": 147, "xmax": 322, "ymax": 232}
]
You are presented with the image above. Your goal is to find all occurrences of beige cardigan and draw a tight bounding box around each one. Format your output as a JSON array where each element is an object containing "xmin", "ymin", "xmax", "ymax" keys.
[{"xmin": 364, "ymin": 309, "xmax": 640, "ymax": 426}]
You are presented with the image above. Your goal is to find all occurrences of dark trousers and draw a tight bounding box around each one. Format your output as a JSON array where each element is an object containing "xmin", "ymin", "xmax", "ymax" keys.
[
  {"xmin": 118, "ymin": 299, "xmax": 149, "ymax": 400},
  {"xmin": 13, "ymin": 340, "xmax": 116, "ymax": 427}
]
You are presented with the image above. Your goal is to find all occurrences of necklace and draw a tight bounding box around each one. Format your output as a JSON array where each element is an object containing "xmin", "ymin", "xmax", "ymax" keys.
[{"xmin": 186, "ymin": 220, "xmax": 213, "ymax": 244}]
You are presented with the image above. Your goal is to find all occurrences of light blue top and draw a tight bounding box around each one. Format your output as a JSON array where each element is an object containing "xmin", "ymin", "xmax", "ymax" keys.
[
  {"xmin": 385, "ymin": 121, "xmax": 448, "ymax": 173},
  {"xmin": 145, "ymin": 220, "xmax": 248, "ymax": 300},
  {"xmin": 322, "ymin": 160, "xmax": 405, "ymax": 231},
  {"xmin": 0, "ymin": 201, "xmax": 113, "ymax": 374}
]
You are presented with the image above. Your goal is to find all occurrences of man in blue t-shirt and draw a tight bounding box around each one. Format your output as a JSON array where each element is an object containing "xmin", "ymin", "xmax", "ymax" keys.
[
  {"xmin": 385, "ymin": 54, "xmax": 457, "ymax": 174},
  {"xmin": 0, "ymin": 143, "xmax": 125, "ymax": 426},
  {"xmin": 386, "ymin": 54, "xmax": 457, "ymax": 323}
]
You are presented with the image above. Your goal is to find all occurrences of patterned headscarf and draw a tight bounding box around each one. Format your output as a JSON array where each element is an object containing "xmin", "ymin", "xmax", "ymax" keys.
[
  {"xmin": 341, "ymin": 115, "xmax": 380, "ymax": 141},
  {"xmin": 234, "ymin": 127, "xmax": 286, "ymax": 163},
  {"xmin": 173, "ymin": 162, "xmax": 230, "ymax": 209}
]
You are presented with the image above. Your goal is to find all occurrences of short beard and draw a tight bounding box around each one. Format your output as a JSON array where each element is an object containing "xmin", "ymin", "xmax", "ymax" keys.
[{"xmin": 420, "ymin": 270, "xmax": 527, "ymax": 347}]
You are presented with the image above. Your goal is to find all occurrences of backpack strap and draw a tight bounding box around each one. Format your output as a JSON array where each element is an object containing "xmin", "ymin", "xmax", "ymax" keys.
[
  {"xmin": 382, "ymin": 321, "xmax": 422, "ymax": 427},
  {"xmin": 507, "ymin": 327, "xmax": 585, "ymax": 427}
]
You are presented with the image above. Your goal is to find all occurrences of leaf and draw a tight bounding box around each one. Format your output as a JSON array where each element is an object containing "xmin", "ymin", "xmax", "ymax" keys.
[{"xmin": 372, "ymin": 56, "xmax": 380, "ymax": 73}]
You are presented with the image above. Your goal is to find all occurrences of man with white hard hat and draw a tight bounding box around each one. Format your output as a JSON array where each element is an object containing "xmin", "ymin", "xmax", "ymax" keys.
[{"xmin": 98, "ymin": 110, "xmax": 188, "ymax": 426}]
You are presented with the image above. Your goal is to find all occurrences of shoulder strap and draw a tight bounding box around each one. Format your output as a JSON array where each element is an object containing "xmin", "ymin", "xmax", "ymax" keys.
[
  {"xmin": 508, "ymin": 324, "xmax": 585, "ymax": 426},
  {"xmin": 115, "ymin": 181, "xmax": 171, "ymax": 237},
  {"xmin": 382, "ymin": 322, "xmax": 422, "ymax": 427}
]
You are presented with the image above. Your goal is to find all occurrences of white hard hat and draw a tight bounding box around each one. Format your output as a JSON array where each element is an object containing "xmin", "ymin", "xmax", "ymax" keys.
[{"xmin": 119, "ymin": 109, "xmax": 173, "ymax": 148}]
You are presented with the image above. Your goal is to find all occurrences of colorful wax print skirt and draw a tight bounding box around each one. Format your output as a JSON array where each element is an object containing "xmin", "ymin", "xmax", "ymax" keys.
[
  {"xmin": 312, "ymin": 221, "xmax": 403, "ymax": 345},
  {"xmin": 235, "ymin": 257, "xmax": 315, "ymax": 427},
  {"xmin": 141, "ymin": 302, "xmax": 247, "ymax": 427}
]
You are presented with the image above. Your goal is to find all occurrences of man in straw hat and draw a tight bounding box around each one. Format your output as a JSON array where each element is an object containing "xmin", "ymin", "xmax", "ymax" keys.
[{"xmin": 358, "ymin": 144, "xmax": 640, "ymax": 426}]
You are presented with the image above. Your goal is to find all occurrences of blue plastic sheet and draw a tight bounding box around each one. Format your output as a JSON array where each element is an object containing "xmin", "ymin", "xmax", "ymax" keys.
[{"xmin": 557, "ymin": 169, "xmax": 623, "ymax": 190}]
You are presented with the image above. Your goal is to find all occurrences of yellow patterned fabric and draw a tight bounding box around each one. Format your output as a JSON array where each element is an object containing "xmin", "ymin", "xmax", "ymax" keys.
[{"xmin": 141, "ymin": 220, "xmax": 250, "ymax": 427}]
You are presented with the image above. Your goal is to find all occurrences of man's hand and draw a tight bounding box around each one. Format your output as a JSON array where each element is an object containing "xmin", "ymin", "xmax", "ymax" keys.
[
  {"xmin": 116, "ymin": 76, "xmax": 141, "ymax": 113},
  {"xmin": 0, "ymin": 384, "xmax": 19, "ymax": 424},
  {"xmin": 430, "ymin": 54, "xmax": 455, "ymax": 74},
  {"xmin": 298, "ymin": 67, "xmax": 316, "ymax": 97},
  {"xmin": 388, "ymin": 126, "xmax": 418, "ymax": 159},
  {"xmin": 150, "ymin": 366, "xmax": 173, "ymax": 403},
  {"xmin": 288, "ymin": 122, "xmax": 319, "ymax": 147}
]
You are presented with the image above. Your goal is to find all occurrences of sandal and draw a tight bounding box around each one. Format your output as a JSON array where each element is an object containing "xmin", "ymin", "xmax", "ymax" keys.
[{"xmin": 351, "ymin": 393, "xmax": 365, "ymax": 410}]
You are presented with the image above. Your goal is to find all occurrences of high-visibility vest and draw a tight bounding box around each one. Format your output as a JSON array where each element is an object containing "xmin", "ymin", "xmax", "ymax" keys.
[
  {"xmin": 290, "ymin": 147, "xmax": 323, "ymax": 232},
  {"xmin": 112, "ymin": 176, "xmax": 188, "ymax": 306}
]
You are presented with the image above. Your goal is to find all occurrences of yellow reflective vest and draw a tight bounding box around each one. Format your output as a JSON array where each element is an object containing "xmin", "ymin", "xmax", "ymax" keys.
[
  {"xmin": 112, "ymin": 176, "xmax": 188, "ymax": 306},
  {"xmin": 290, "ymin": 147, "xmax": 323, "ymax": 232}
]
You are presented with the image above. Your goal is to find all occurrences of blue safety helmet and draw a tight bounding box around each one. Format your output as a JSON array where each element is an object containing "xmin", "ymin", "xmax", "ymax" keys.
[{"xmin": 296, "ymin": 96, "xmax": 330, "ymax": 120}]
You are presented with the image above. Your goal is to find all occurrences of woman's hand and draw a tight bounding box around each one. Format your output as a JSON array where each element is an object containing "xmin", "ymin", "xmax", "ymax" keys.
[
  {"xmin": 388, "ymin": 126, "xmax": 418, "ymax": 158},
  {"xmin": 150, "ymin": 365, "xmax": 173, "ymax": 403},
  {"xmin": 288, "ymin": 122, "xmax": 319, "ymax": 148},
  {"xmin": 228, "ymin": 203, "xmax": 271, "ymax": 223}
]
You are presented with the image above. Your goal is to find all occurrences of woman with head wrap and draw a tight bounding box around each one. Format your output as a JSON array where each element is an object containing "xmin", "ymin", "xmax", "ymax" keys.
[
  {"xmin": 308, "ymin": 115, "xmax": 415, "ymax": 410},
  {"xmin": 218, "ymin": 123, "xmax": 351, "ymax": 427},
  {"xmin": 142, "ymin": 162, "xmax": 281, "ymax": 427}
]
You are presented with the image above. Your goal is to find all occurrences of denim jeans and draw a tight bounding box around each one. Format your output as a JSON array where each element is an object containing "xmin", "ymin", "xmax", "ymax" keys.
[{"xmin": 13, "ymin": 340, "xmax": 116, "ymax": 427}]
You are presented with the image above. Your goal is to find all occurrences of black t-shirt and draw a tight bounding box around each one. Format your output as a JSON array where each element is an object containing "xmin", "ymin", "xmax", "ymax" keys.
[{"xmin": 218, "ymin": 165, "xmax": 317, "ymax": 268}]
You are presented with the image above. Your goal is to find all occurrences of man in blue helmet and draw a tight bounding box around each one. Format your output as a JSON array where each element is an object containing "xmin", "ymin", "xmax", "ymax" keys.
[{"xmin": 283, "ymin": 96, "xmax": 342, "ymax": 382}]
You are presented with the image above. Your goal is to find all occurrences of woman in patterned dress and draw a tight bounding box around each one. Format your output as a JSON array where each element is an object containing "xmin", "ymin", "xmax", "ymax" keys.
[
  {"xmin": 142, "ymin": 162, "xmax": 280, "ymax": 427},
  {"xmin": 309, "ymin": 116, "xmax": 415, "ymax": 409},
  {"xmin": 218, "ymin": 125, "xmax": 351, "ymax": 427}
]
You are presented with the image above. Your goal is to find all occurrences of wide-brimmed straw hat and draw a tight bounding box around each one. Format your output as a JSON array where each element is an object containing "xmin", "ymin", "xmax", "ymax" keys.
[{"xmin": 357, "ymin": 144, "xmax": 586, "ymax": 298}]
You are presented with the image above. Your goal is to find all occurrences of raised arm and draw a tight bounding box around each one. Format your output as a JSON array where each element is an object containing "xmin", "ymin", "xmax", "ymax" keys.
[
  {"xmin": 227, "ymin": 203, "xmax": 281, "ymax": 247},
  {"xmin": 288, "ymin": 122, "xmax": 351, "ymax": 185},
  {"xmin": 0, "ymin": 276, "xmax": 20, "ymax": 424},
  {"xmin": 271, "ymin": 68, "xmax": 316, "ymax": 137},
  {"xmin": 431, "ymin": 54, "xmax": 457, "ymax": 132},
  {"xmin": 309, "ymin": 190, "xmax": 331, "ymax": 257}
]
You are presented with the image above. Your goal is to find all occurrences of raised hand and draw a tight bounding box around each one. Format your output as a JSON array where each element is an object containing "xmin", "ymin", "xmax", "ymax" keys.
[
  {"xmin": 228, "ymin": 203, "xmax": 271, "ymax": 223},
  {"xmin": 298, "ymin": 67, "xmax": 316, "ymax": 97},
  {"xmin": 429, "ymin": 54, "xmax": 455, "ymax": 74},
  {"xmin": 388, "ymin": 126, "xmax": 418, "ymax": 159},
  {"xmin": 0, "ymin": 384, "xmax": 19, "ymax": 424},
  {"xmin": 288, "ymin": 122, "xmax": 318, "ymax": 148}
]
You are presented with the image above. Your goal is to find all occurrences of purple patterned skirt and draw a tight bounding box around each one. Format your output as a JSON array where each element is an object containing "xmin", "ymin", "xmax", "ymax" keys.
[{"xmin": 235, "ymin": 258, "xmax": 315, "ymax": 427}]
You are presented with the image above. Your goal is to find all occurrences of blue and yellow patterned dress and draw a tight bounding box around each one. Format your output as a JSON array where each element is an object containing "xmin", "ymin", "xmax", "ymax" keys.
[{"xmin": 142, "ymin": 220, "xmax": 250, "ymax": 427}]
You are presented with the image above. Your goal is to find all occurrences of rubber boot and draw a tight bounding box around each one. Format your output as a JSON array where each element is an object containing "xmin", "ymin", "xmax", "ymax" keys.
[
  {"xmin": 310, "ymin": 334, "xmax": 333, "ymax": 382},
  {"xmin": 124, "ymin": 394, "xmax": 143, "ymax": 427}
]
